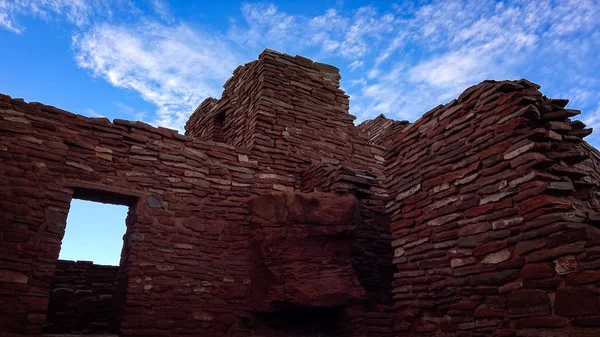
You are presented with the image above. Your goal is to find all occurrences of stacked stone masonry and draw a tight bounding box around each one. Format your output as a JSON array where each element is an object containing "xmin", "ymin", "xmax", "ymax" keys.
[
  {"xmin": 0, "ymin": 49, "xmax": 599, "ymax": 337},
  {"xmin": 44, "ymin": 260, "xmax": 119, "ymax": 334}
]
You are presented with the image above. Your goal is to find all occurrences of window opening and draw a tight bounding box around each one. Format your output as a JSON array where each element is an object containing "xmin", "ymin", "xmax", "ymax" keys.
[{"xmin": 44, "ymin": 197, "xmax": 131, "ymax": 335}]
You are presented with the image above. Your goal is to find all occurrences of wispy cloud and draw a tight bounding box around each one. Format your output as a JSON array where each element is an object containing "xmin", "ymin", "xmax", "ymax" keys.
[
  {"xmin": 234, "ymin": 1, "xmax": 600, "ymax": 123},
  {"xmin": 0, "ymin": 0, "xmax": 22, "ymax": 33},
  {"xmin": 0, "ymin": 0, "xmax": 122, "ymax": 33},
  {"xmin": 116, "ymin": 102, "xmax": 147, "ymax": 121},
  {"xmin": 2, "ymin": 0, "xmax": 600, "ymax": 133},
  {"xmin": 83, "ymin": 108, "xmax": 105, "ymax": 118},
  {"xmin": 583, "ymin": 103, "xmax": 600, "ymax": 137},
  {"xmin": 150, "ymin": 0, "xmax": 172, "ymax": 23},
  {"xmin": 73, "ymin": 22, "xmax": 240, "ymax": 130}
]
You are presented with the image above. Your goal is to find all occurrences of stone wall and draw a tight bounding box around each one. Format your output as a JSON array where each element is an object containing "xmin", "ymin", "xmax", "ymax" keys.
[
  {"xmin": 186, "ymin": 50, "xmax": 386, "ymax": 190},
  {"xmin": 382, "ymin": 79, "xmax": 600, "ymax": 336},
  {"xmin": 357, "ymin": 114, "xmax": 409, "ymax": 147},
  {"xmin": 0, "ymin": 50, "xmax": 395, "ymax": 337},
  {"xmin": 186, "ymin": 49, "xmax": 396, "ymax": 324},
  {"xmin": 0, "ymin": 94, "xmax": 260, "ymax": 335},
  {"xmin": 2, "ymin": 50, "xmax": 600, "ymax": 337},
  {"xmin": 44, "ymin": 260, "xmax": 119, "ymax": 334}
]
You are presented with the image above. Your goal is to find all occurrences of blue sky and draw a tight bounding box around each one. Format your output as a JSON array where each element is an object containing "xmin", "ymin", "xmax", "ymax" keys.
[{"xmin": 2, "ymin": 0, "xmax": 600, "ymax": 265}]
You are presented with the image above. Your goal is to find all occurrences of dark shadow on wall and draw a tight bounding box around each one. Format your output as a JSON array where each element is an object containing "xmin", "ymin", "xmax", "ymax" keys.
[
  {"xmin": 255, "ymin": 305, "xmax": 350, "ymax": 337},
  {"xmin": 43, "ymin": 188, "xmax": 139, "ymax": 334}
]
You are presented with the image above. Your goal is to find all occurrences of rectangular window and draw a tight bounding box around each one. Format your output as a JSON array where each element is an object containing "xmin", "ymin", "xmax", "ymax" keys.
[
  {"xmin": 59, "ymin": 199, "xmax": 127, "ymax": 265},
  {"xmin": 44, "ymin": 191, "xmax": 136, "ymax": 335}
]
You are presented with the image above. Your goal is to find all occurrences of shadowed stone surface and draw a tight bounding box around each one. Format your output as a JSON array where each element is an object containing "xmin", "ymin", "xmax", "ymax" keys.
[{"xmin": 1, "ymin": 49, "xmax": 600, "ymax": 337}]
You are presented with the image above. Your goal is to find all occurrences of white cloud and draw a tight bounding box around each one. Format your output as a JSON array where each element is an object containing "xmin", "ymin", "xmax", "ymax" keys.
[
  {"xmin": 116, "ymin": 102, "xmax": 147, "ymax": 121},
  {"xmin": 0, "ymin": 0, "xmax": 22, "ymax": 33},
  {"xmin": 73, "ymin": 22, "xmax": 240, "ymax": 130},
  {"xmin": 4, "ymin": 0, "xmax": 600, "ymax": 133},
  {"xmin": 151, "ymin": 0, "xmax": 172, "ymax": 22},
  {"xmin": 367, "ymin": 68, "xmax": 379, "ymax": 79},
  {"xmin": 229, "ymin": 3, "xmax": 296, "ymax": 48},
  {"xmin": 231, "ymin": 3, "xmax": 397, "ymax": 61},
  {"xmin": 408, "ymin": 51, "xmax": 491, "ymax": 89},
  {"xmin": 83, "ymin": 108, "xmax": 104, "ymax": 118},
  {"xmin": 0, "ymin": 0, "xmax": 112, "ymax": 33},
  {"xmin": 583, "ymin": 104, "xmax": 600, "ymax": 133},
  {"xmin": 341, "ymin": 0, "xmax": 600, "ymax": 122},
  {"xmin": 564, "ymin": 88, "xmax": 599, "ymax": 108},
  {"xmin": 349, "ymin": 60, "xmax": 363, "ymax": 71}
]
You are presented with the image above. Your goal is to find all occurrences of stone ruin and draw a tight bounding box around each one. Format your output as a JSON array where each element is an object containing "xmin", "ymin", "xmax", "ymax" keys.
[{"xmin": 1, "ymin": 49, "xmax": 600, "ymax": 337}]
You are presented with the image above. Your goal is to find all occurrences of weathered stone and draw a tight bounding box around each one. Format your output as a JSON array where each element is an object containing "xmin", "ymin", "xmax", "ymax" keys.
[
  {"xmin": 554, "ymin": 255, "xmax": 578, "ymax": 275},
  {"xmin": 515, "ymin": 238, "xmax": 546, "ymax": 255},
  {"xmin": 427, "ymin": 213, "xmax": 461, "ymax": 227},
  {"xmin": 468, "ymin": 269, "xmax": 520, "ymax": 286},
  {"xmin": 130, "ymin": 233, "xmax": 145, "ymax": 242},
  {"xmin": 555, "ymin": 287, "xmax": 600, "ymax": 316},
  {"xmin": 473, "ymin": 240, "xmax": 508, "ymax": 256},
  {"xmin": 492, "ymin": 217, "xmax": 523, "ymax": 230},
  {"xmin": 566, "ymin": 271, "xmax": 600, "ymax": 285},
  {"xmin": 526, "ymin": 243, "xmax": 585, "ymax": 262},
  {"xmin": 451, "ymin": 257, "xmax": 476, "ymax": 268},
  {"xmin": 482, "ymin": 248, "xmax": 512, "ymax": 264},
  {"xmin": 394, "ymin": 247, "xmax": 405, "ymax": 258},
  {"xmin": 521, "ymin": 263, "xmax": 555, "ymax": 280},
  {"xmin": 504, "ymin": 142, "xmax": 535, "ymax": 160},
  {"xmin": 507, "ymin": 289, "xmax": 551, "ymax": 318},
  {"xmin": 458, "ymin": 230, "xmax": 511, "ymax": 248},
  {"xmin": 480, "ymin": 192, "xmax": 514, "ymax": 205},
  {"xmin": 0, "ymin": 270, "xmax": 28, "ymax": 283},
  {"xmin": 499, "ymin": 279, "xmax": 523, "ymax": 293},
  {"xmin": 459, "ymin": 222, "xmax": 492, "ymax": 236},
  {"xmin": 146, "ymin": 195, "xmax": 164, "ymax": 209},
  {"xmin": 515, "ymin": 316, "xmax": 568, "ymax": 329}
]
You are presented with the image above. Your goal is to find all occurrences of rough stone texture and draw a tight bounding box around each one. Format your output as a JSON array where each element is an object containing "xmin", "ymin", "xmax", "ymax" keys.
[
  {"xmin": 383, "ymin": 78, "xmax": 600, "ymax": 336},
  {"xmin": 249, "ymin": 192, "xmax": 366, "ymax": 312},
  {"xmin": 1, "ymin": 49, "xmax": 600, "ymax": 337},
  {"xmin": 44, "ymin": 260, "xmax": 118, "ymax": 334}
]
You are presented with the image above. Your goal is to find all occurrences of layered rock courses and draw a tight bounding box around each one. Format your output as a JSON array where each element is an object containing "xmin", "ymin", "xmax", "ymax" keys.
[{"xmin": 1, "ymin": 49, "xmax": 599, "ymax": 336}]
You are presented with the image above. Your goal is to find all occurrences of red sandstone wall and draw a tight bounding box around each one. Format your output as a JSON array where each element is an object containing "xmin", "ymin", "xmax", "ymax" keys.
[
  {"xmin": 0, "ymin": 95, "xmax": 259, "ymax": 335},
  {"xmin": 44, "ymin": 260, "xmax": 119, "ymax": 334},
  {"xmin": 357, "ymin": 114, "xmax": 410, "ymax": 147},
  {"xmin": 185, "ymin": 58, "xmax": 261, "ymax": 149},
  {"xmin": 5, "ymin": 49, "xmax": 600, "ymax": 337},
  {"xmin": 185, "ymin": 50, "xmax": 396, "ymax": 325},
  {"xmin": 0, "ymin": 58, "xmax": 393, "ymax": 335},
  {"xmin": 384, "ymin": 79, "xmax": 600, "ymax": 336},
  {"xmin": 186, "ymin": 49, "xmax": 387, "ymax": 190}
]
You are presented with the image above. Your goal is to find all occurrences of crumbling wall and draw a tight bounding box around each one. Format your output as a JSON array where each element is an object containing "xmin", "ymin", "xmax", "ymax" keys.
[
  {"xmin": 0, "ymin": 95, "xmax": 259, "ymax": 335},
  {"xmin": 357, "ymin": 114, "xmax": 410, "ymax": 147},
  {"xmin": 4, "ymin": 50, "xmax": 600, "ymax": 337},
  {"xmin": 44, "ymin": 260, "xmax": 118, "ymax": 334},
  {"xmin": 383, "ymin": 79, "xmax": 600, "ymax": 336},
  {"xmin": 186, "ymin": 50, "xmax": 386, "ymax": 190},
  {"xmin": 185, "ymin": 58, "xmax": 262, "ymax": 148},
  {"xmin": 0, "ymin": 50, "xmax": 395, "ymax": 337},
  {"xmin": 185, "ymin": 49, "xmax": 397, "ymax": 331},
  {"xmin": 245, "ymin": 52, "xmax": 395, "ymax": 316}
]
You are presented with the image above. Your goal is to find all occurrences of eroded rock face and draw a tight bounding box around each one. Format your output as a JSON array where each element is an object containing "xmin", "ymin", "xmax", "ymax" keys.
[{"xmin": 249, "ymin": 192, "xmax": 366, "ymax": 312}]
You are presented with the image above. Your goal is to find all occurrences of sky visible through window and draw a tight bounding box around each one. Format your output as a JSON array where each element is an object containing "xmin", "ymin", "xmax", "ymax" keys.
[{"xmin": 59, "ymin": 199, "xmax": 129, "ymax": 266}]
